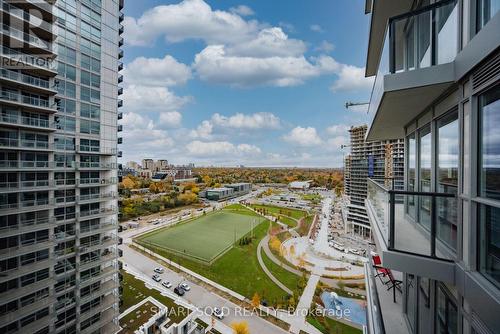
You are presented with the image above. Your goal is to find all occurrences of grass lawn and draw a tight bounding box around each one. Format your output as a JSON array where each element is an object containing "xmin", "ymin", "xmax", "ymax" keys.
[
  {"xmin": 250, "ymin": 204, "xmax": 307, "ymax": 220},
  {"xmin": 138, "ymin": 205, "xmax": 265, "ymax": 262},
  {"xmin": 306, "ymin": 315, "xmax": 362, "ymax": 334},
  {"xmin": 138, "ymin": 217, "xmax": 292, "ymax": 305},
  {"xmin": 120, "ymin": 270, "xmax": 189, "ymax": 324},
  {"xmin": 260, "ymin": 247, "xmax": 305, "ymax": 296},
  {"xmin": 279, "ymin": 215, "xmax": 297, "ymax": 228},
  {"xmin": 297, "ymin": 214, "xmax": 314, "ymax": 236}
]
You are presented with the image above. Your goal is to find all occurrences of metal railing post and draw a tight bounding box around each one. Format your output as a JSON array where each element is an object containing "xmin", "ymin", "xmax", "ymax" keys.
[
  {"xmin": 430, "ymin": 195, "xmax": 437, "ymax": 257},
  {"xmin": 389, "ymin": 191, "xmax": 395, "ymax": 249}
]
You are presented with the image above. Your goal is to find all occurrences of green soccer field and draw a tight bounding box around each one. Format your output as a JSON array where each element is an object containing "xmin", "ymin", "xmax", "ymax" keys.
[{"xmin": 138, "ymin": 209, "xmax": 265, "ymax": 263}]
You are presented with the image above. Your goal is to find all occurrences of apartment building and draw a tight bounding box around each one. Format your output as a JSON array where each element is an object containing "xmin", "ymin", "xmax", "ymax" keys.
[
  {"xmin": 363, "ymin": 0, "xmax": 499, "ymax": 333},
  {"xmin": 345, "ymin": 125, "xmax": 404, "ymax": 238},
  {"xmin": 0, "ymin": 0, "xmax": 123, "ymax": 333}
]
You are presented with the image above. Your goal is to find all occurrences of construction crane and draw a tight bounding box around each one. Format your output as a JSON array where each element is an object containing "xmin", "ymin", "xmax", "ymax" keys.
[{"xmin": 345, "ymin": 101, "xmax": 369, "ymax": 109}]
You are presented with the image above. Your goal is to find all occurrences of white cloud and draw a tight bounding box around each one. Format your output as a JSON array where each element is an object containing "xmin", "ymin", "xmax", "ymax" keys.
[
  {"xmin": 123, "ymin": 55, "xmax": 191, "ymax": 87},
  {"xmin": 189, "ymin": 120, "xmax": 213, "ymax": 139},
  {"xmin": 123, "ymin": 85, "xmax": 192, "ymax": 112},
  {"xmin": 229, "ymin": 5, "xmax": 254, "ymax": 16},
  {"xmin": 211, "ymin": 112, "xmax": 280, "ymax": 130},
  {"xmin": 310, "ymin": 24, "xmax": 324, "ymax": 33},
  {"xmin": 326, "ymin": 124, "xmax": 350, "ymax": 136},
  {"xmin": 186, "ymin": 140, "xmax": 261, "ymax": 157},
  {"xmin": 283, "ymin": 126, "xmax": 323, "ymax": 147},
  {"xmin": 159, "ymin": 111, "xmax": 182, "ymax": 128},
  {"xmin": 226, "ymin": 27, "xmax": 306, "ymax": 58},
  {"xmin": 123, "ymin": 0, "xmax": 261, "ymax": 46},
  {"xmin": 121, "ymin": 112, "xmax": 175, "ymax": 160},
  {"xmin": 314, "ymin": 40, "xmax": 335, "ymax": 53},
  {"xmin": 193, "ymin": 45, "xmax": 338, "ymax": 87},
  {"xmin": 330, "ymin": 65, "xmax": 375, "ymax": 92}
]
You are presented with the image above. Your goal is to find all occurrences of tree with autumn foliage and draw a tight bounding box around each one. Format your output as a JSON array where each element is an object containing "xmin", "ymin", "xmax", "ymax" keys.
[
  {"xmin": 251, "ymin": 292, "xmax": 261, "ymax": 309},
  {"xmin": 231, "ymin": 321, "xmax": 250, "ymax": 334}
]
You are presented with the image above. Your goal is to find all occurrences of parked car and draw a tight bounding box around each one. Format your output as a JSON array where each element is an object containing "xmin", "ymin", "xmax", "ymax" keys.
[
  {"xmin": 174, "ymin": 287, "xmax": 185, "ymax": 296},
  {"xmin": 154, "ymin": 267, "xmax": 164, "ymax": 274},
  {"xmin": 152, "ymin": 274, "xmax": 161, "ymax": 282},
  {"xmin": 180, "ymin": 283, "xmax": 190, "ymax": 291},
  {"xmin": 212, "ymin": 307, "xmax": 224, "ymax": 319},
  {"xmin": 162, "ymin": 281, "xmax": 172, "ymax": 289}
]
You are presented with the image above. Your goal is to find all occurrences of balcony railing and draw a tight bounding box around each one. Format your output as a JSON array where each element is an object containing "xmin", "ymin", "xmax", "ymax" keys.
[
  {"xmin": 0, "ymin": 137, "xmax": 52, "ymax": 149},
  {"xmin": 0, "ymin": 68, "xmax": 53, "ymax": 90},
  {"xmin": 0, "ymin": 45, "xmax": 57, "ymax": 73},
  {"xmin": 0, "ymin": 160, "xmax": 54, "ymax": 169},
  {"xmin": 0, "ymin": 1, "xmax": 54, "ymax": 36},
  {"xmin": 369, "ymin": 0, "xmax": 458, "ymax": 115},
  {"xmin": 0, "ymin": 90, "xmax": 52, "ymax": 109},
  {"xmin": 1, "ymin": 23, "xmax": 52, "ymax": 51},
  {"xmin": 366, "ymin": 178, "xmax": 457, "ymax": 261},
  {"xmin": 76, "ymin": 145, "xmax": 117, "ymax": 155},
  {"xmin": 0, "ymin": 179, "xmax": 54, "ymax": 191}
]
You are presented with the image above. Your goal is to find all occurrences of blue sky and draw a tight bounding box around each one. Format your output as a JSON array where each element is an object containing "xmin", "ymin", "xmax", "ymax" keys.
[{"xmin": 121, "ymin": 0, "xmax": 372, "ymax": 167}]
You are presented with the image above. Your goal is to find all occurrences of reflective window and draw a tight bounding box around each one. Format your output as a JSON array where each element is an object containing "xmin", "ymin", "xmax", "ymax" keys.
[
  {"xmin": 407, "ymin": 133, "xmax": 417, "ymax": 218},
  {"xmin": 479, "ymin": 204, "xmax": 500, "ymax": 287},
  {"xmin": 477, "ymin": 0, "xmax": 500, "ymax": 32},
  {"xmin": 479, "ymin": 86, "xmax": 500, "ymax": 200},
  {"xmin": 419, "ymin": 125, "xmax": 432, "ymax": 229},
  {"xmin": 436, "ymin": 285, "xmax": 458, "ymax": 334},
  {"xmin": 437, "ymin": 111, "xmax": 458, "ymax": 251}
]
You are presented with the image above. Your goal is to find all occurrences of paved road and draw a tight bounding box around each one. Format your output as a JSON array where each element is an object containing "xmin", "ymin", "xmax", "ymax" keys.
[{"xmin": 119, "ymin": 243, "xmax": 288, "ymax": 334}]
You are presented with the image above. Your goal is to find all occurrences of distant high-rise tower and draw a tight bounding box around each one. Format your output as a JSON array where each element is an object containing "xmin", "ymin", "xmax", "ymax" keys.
[{"xmin": 0, "ymin": 0, "xmax": 124, "ymax": 333}]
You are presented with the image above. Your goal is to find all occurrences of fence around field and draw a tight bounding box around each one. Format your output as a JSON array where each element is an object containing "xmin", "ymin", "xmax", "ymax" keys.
[{"xmin": 136, "ymin": 239, "xmax": 215, "ymax": 265}]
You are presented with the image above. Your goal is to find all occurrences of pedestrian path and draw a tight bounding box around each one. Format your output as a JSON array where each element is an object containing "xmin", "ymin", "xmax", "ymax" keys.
[
  {"xmin": 256, "ymin": 237, "xmax": 293, "ymax": 295},
  {"xmin": 289, "ymin": 274, "xmax": 321, "ymax": 334}
]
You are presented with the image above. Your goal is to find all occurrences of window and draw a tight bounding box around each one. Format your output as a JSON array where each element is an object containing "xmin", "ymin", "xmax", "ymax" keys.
[
  {"xmin": 80, "ymin": 103, "xmax": 100, "ymax": 119},
  {"xmin": 478, "ymin": 85, "xmax": 500, "ymax": 288},
  {"xmin": 80, "ymin": 119, "xmax": 100, "ymax": 135},
  {"xmin": 55, "ymin": 116, "xmax": 76, "ymax": 132},
  {"xmin": 419, "ymin": 125, "xmax": 432, "ymax": 229},
  {"xmin": 57, "ymin": 98, "xmax": 76, "ymax": 115},
  {"xmin": 436, "ymin": 285, "xmax": 458, "ymax": 334},
  {"xmin": 477, "ymin": 0, "xmax": 500, "ymax": 32},
  {"xmin": 436, "ymin": 111, "xmax": 459, "ymax": 251},
  {"xmin": 58, "ymin": 63, "xmax": 76, "ymax": 81},
  {"xmin": 407, "ymin": 133, "xmax": 417, "ymax": 218}
]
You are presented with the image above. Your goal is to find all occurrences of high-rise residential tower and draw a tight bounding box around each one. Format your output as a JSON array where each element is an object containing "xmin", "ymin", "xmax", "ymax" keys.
[
  {"xmin": 363, "ymin": 0, "xmax": 500, "ymax": 333},
  {"xmin": 345, "ymin": 125, "xmax": 404, "ymax": 238},
  {"xmin": 0, "ymin": 0, "xmax": 124, "ymax": 333}
]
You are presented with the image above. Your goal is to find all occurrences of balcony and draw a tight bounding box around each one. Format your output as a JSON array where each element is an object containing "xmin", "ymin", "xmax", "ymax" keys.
[
  {"xmin": 0, "ymin": 160, "xmax": 54, "ymax": 170},
  {"xmin": 0, "ymin": 45, "xmax": 58, "ymax": 76},
  {"xmin": 366, "ymin": 178, "xmax": 457, "ymax": 283},
  {"xmin": 0, "ymin": 1, "xmax": 55, "ymax": 40},
  {"xmin": 77, "ymin": 162, "xmax": 117, "ymax": 170},
  {"xmin": 118, "ymin": 87, "xmax": 123, "ymax": 95},
  {"xmin": 0, "ymin": 216, "xmax": 54, "ymax": 237},
  {"xmin": 0, "ymin": 179, "xmax": 55, "ymax": 193},
  {"xmin": 77, "ymin": 177, "xmax": 117, "ymax": 187},
  {"xmin": 117, "ymin": 99, "xmax": 123, "ymax": 108},
  {"xmin": 0, "ymin": 68, "xmax": 57, "ymax": 94},
  {"xmin": 76, "ymin": 145, "xmax": 117, "ymax": 155},
  {"xmin": 119, "ymin": 36, "xmax": 124, "ymax": 46},
  {"xmin": 117, "ymin": 137, "xmax": 122, "ymax": 144},
  {"xmin": 0, "ymin": 238, "xmax": 51, "ymax": 260},
  {"xmin": 0, "ymin": 23, "xmax": 53, "ymax": 53},
  {"xmin": 118, "ymin": 62, "xmax": 123, "ymax": 71},
  {"xmin": 117, "ymin": 124, "xmax": 123, "ymax": 132},
  {"xmin": 78, "ymin": 207, "xmax": 118, "ymax": 219},
  {"xmin": 117, "ymin": 111, "xmax": 123, "ymax": 119},
  {"xmin": 119, "ymin": 24, "xmax": 124, "ymax": 35},
  {"xmin": 118, "ymin": 74, "xmax": 123, "ymax": 83},
  {"xmin": 364, "ymin": 262, "xmax": 410, "ymax": 334},
  {"xmin": 0, "ymin": 89, "xmax": 56, "ymax": 112},
  {"xmin": 0, "ymin": 198, "xmax": 54, "ymax": 212},
  {"xmin": 0, "ymin": 137, "xmax": 53, "ymax": 151},
  {"xmin": 0, "ymin": 113, "xmax": 56, "ymax": 131},
  {"xmin": 367, "ymin": 0, "xmax": 458, "ymax": 141}
]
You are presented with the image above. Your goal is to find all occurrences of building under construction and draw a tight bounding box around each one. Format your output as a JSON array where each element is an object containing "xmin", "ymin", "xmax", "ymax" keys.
[{"xmin": 343, "ymin": 125, "xmax": 404, "ymax": 238}]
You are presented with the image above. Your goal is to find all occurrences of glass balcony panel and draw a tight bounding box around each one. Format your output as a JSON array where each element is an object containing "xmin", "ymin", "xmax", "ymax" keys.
[{"xmin": 435, "ymin": 1, "xmax": 458, "ymax": 64}]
